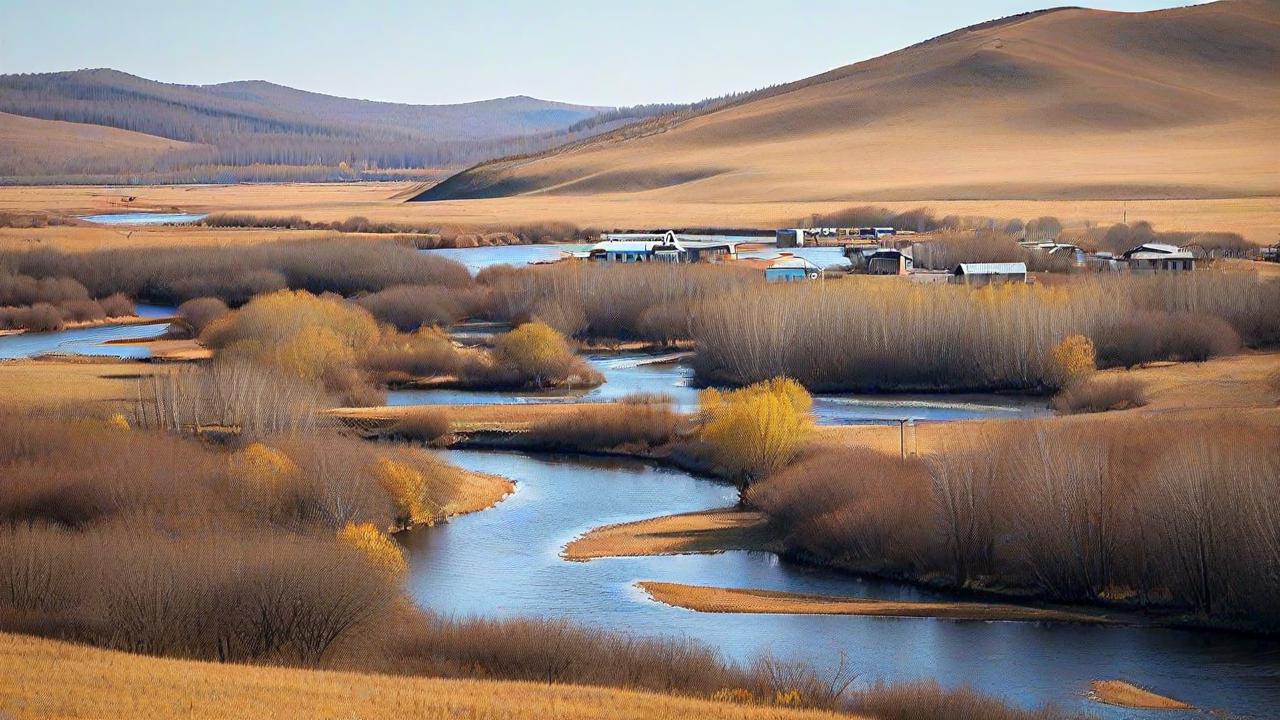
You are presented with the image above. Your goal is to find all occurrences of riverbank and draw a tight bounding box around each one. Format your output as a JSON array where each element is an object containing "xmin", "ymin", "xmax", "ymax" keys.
[
  {"xmin": 639, "ymin": 582, "xmax": 1126, "ymax": 625},
  {"xmin": 0, "ymin": 632, "xmax": 850, "ymax": 720},
  {"xmin": 0, "ymin": 312, "xmax": 172, "ymax": 337},
  {"xmin": 0, "ymin": 356, "xmax": 173, "ymax": 411},
  {"xmin": 1088, "ymin": 680, "xmax": 1192, "ymax": 710},
  {"xmin": 563, "ymin": 508, "xmax": 774, "ymax": 560}
]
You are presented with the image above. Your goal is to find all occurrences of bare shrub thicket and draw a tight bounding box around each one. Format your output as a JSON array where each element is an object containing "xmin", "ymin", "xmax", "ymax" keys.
[
  {"xmin": 397, "ymin": 614, "xmax": 857, "ymax": 710},
  {"xmin": 850, "ymin": 681, "xmax": 1086, "ymax": 720},
  {"xmin": 1050, "ymin": 376, "xmax": 1147, "ymax": 414},
  {"xmin": 386, "ymin": 410, "xmax": 452, "ymax": 444},
  {"xmin": 0, "ymin": 238, "xmax": 469, "ymax": 305},
  {"xmin": 693, "ymin": 274, "xmax": 1279, "ymax": 391},
  {"xmin": 479, "ymin": 262, "xmax": 759, "ymax": 340},
  {"xmin": 746, "ymin": 418, "xmax": 1280, "ymax": 629},
  {"xmin": 1068, "ymin": 220, "xmax": 1253, "ymax": 257},
  {"xmin": 174, "ymin": 297, "xmax": 229, "ymax": 336},
  {"xmin": 139, "ymin": 360, "xmax": 323, "ymax": 438},
  {"xmin": 355, "ymin": 284, "xmax": 485, "ymax": 331},
  {"xmin": 0, "ymin": 410, "xmax": 481, "ymax": 666},
  {"xmin": 909, "ymin": 231, "xmax": 1074, "ymax": 273},
  {"xmin": 527, "ymin": 395, "xmax": 682, "ymax": 452},
  {"xmin": 0, "ymin": 270, "xmax": 136, "ymax": 331}
]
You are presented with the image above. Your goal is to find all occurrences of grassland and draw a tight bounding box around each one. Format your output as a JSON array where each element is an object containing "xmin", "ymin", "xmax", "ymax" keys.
[
  {"xmin": 0, "ymin": 632, "xmax": 850, "ymax": 720},
  {"xmin": 1, "ymin": 182, "xmax": 1278, "ymax": 249},
  {"xmin": 0, "ymin": 357, "xmax": 173, "ymax": 412},
  {"xmin": 638, "ymin": 582, "xmax": 1122, "ymax": 624}
]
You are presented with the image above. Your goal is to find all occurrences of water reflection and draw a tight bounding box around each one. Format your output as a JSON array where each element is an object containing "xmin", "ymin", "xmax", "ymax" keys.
[
  {"xmin": 0, "ymin": 304, "xmax": 175, "ymax": 359},
  {"xmin": 405, "ymin": 450, "xmax": 1280, "ymax": 719}
]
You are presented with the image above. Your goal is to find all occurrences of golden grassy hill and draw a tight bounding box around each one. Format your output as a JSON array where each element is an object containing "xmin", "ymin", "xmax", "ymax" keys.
[
  {"xmin": 418, "ymin": 1, "xmax": 1280, "ymax": 205},
  {"xmin": 0, "ymin": 111, "xmax": 203, "ymax": 177},
  {"xmin": 0, "ymin": 632, "xmax": 850, "ymax": 720}
]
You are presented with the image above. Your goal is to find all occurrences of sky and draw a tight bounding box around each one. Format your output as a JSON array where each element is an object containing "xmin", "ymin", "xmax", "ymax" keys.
[{"xmin": 1, "ymin": 0, "xmax": 1205, "ymax": 108}]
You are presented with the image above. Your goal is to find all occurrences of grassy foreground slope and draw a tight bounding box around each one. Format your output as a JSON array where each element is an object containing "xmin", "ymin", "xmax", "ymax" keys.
[
  {"xmin": 418, "ymin": 1, "xmax": 1280, "ymax": 204},
  {"xmin": 0, "ymin": 632, "xmax": 849, "ymax": 720}
]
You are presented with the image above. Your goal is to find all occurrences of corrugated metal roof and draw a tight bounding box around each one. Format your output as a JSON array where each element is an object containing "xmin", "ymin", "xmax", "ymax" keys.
[
  {"xmin": 591, "ymin": 241, "xmax": 662, "ymax": 252},
  {"xmin": 1128, "ymin": 251, "xmax": 1194, "ymax": 261},
  {"xmin": 955, "ymin": 262, "xmax": 1027, "ymax": 275},
  {"xmin": 769, "ymin": 256, "xmax": 821, "ymax": 270}
]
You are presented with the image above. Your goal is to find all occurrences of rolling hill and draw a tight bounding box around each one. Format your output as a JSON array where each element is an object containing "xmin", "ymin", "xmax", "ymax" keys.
[
  {"xmin": 415, "ymin": 1, "xmax": 1280, "ymax": 204},
  {"xmin": 0, "ymin": 69, "xmax": 613, "ymax": 183}
]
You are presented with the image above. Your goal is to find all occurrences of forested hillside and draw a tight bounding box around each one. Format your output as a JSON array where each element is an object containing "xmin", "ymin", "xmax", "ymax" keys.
[{"xmin": 0, "ymin": 69, "xmax": 618, "ymax": 183}]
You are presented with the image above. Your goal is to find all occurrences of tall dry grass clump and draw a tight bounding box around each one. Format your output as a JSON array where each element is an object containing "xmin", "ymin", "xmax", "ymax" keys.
[
  {"xmin": 746, "ymin": 417, "xmax": 1280, "ymax": 629},
  {"xmin": 527, "ymin": 395, "xmax": 682, "ymax": 452},
  {"xmin": 479, "ymin": 262, "xmax": 759, "ymax": 340},
  {"xmin": 0, "ymin": 238, "xmax": 470, "ymax": 305},
  {"xmin": 1051, "ymin": 376, "xmax": 1147, "ymax": 414},
  {"xmin": 0, "ymin": 269, "xmax": 136, "ymax": 331}
]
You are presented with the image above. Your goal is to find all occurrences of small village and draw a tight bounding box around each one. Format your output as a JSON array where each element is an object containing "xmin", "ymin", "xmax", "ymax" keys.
[{"xmin": 562, "ymin": 225, "xmax": 1228, "ymax": 284}]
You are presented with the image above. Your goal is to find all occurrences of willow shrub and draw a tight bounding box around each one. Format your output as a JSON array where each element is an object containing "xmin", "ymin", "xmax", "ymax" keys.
[
  {"xmin": 693, "ymin": 273, "xmax": 1278, "ymax": 392},
  {"xmin": 700, "ymin": 378, "xmax": 814, "ymax": 483}
]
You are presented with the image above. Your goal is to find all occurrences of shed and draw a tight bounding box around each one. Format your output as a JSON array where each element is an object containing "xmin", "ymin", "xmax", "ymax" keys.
[
  {"xmin": 865, "ymin": 247, "xmax": 913, "ymax": 275},
  {"xmin": 953, "ymin": 262, "xmax": 1027, "ymax": 285},
  {"xmin": 1122, "ymin": 242, "xmax": 1196, "ymax": 272},
  {"xmin": 765, "ymin": 255, "xmax": 822, "ymax": 282}
]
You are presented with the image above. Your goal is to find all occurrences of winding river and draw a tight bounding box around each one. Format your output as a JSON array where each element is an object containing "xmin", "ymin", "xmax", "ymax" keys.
[
  {"xmin": 406, "ymin": 450, "xmax": 1280, "ymax": 720},
  {"xmin": 5, "ymin": 292, "xmax": 1277, "ymax": 717}
]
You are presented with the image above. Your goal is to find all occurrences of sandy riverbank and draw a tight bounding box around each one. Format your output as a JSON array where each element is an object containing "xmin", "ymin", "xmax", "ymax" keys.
[
  {"xmin": 564, "ymin": 508, "xmax": 773, "ymax": 561},
  {"xmin": 639, "ymin": 582, "xmax": 1124, "ymax": 624},
  {"xmin": 1088, "ymin": 680, "xmax": 1192, "ymax": 710}
]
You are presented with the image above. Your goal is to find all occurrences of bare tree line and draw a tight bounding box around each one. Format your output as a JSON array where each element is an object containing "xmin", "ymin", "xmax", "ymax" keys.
[{"xmin": 747, "ymin": 418, "xmax": 1280, "ymax": 629}]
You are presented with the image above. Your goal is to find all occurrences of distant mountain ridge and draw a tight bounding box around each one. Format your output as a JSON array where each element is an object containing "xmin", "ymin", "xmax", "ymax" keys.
[
  {"xmin": 0, "ymin": 69, "xmax": 613, "ymax": 183},
  {"xmin": 415, "ymin": 0, "xmax": 1280, "ymax": 203}
]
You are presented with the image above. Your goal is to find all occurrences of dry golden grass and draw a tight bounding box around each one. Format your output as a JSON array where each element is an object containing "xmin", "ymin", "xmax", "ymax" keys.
[
  {"xmin": 639, "ymin": 582, "xmax": 1120, "ymax": 624},
  {"xmin": 1089, "ymin": 680, "xmax": 1192, "ymax": 710},
  {"xmin": 0, "ymin": 631, "xmax": 852, "ymax": 720},
  {"xmin": 418, "ymin": 5, "xmax": 1280, "ymax": 242},
  {"xmin": 564, "ymin": 508, "xmax": 773, "ymax": 560},
  {"xmin": 0, "ymin": 358, "xmax": 172, "ymax": 411},
  {"xmin": 117, "ymin": 337, "xmax": 211, "ymax": 361},
  {"xmin": 394, "ymin": 445, "xmax": 514, "ymax": 518},
  {"xmin": 0, "ymin": 183, "xmax": 1277, "ymax": 249},
  {"xmin": 815, "ymin": 351, "xmax": 1280, "ymax": 455},
  {"xmin": 330, "ymin": 402, "xmax": 621, "ymax": 433},
  {"xmin": 0, "ymin": 111, "xmax": 202, "ymax": 179}
]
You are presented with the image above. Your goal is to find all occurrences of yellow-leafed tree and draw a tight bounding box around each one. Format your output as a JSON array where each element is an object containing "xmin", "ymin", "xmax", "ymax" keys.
[
  {"xmin": 338, "ymin": 522, "xmax": 407, "ymax": 576},
  {"xmin": 1048, "ymin": 334, "xmax": 1097, "ymax": 389},
  {"xmin": 491, "ymin": 320, "xmax": 598, "ymax": 388},
  {"xmin": 230, "ymin": 442, "xmax": 301, "ymax": 491},
  {"xmin": 372, "ymin": 458, "xmax": 436, "ymax": 529},
  {"xmin": 700, "ymin": 377, "xmax": 814, "ymax": 484}
]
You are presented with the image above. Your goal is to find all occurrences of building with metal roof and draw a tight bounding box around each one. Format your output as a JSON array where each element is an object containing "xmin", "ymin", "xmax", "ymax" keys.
[
  {"xmin": 953, "ymin": 262, "xmax": 1027, "ymax": 285},
  {"xmin": 1121, "ymin": 242, "xmax": 1196, "ymax": 272},
  {"xmin": 765, "ymin": 255, "xmax": 823, "ymax": 282}
]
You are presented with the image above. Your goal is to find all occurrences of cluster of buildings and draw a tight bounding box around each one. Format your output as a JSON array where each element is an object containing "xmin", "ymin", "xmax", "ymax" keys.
[{"xmin": 573, "ymin": 230, "xmax": 1204, "ymax": 285}]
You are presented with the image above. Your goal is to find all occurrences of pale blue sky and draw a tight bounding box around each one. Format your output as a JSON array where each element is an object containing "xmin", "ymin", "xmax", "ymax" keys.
[{"xmin": 1, "ymin": 0, "xmax": 1204, "ymax": 107}]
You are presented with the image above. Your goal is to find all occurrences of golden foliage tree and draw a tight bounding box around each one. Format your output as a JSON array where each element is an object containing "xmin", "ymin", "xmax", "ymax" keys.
[
  {"xmin": 1048, "ymin": 334, "xmax": 1097, "ymax": 388},
  {"xmin": 338, "ymin": 521, "xmax": 407, "ymax": 577},
  {"xmin": 700, "ymin": 377, "xmax": 814, "ymax": 484},
  {"xmin": 203, "ymin": 289, "xmax": 380, "ymax": 383},
  {"xmin": 230, "ymin": 442, "xmax": 301, "ymax": 492},
  {"xmin": 372, "ymin": 457, "xmax": 436, "ymax": 529},
  {"xmin": 491, "ymin": 320, "xmax": 587, "ymax": 388}
]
